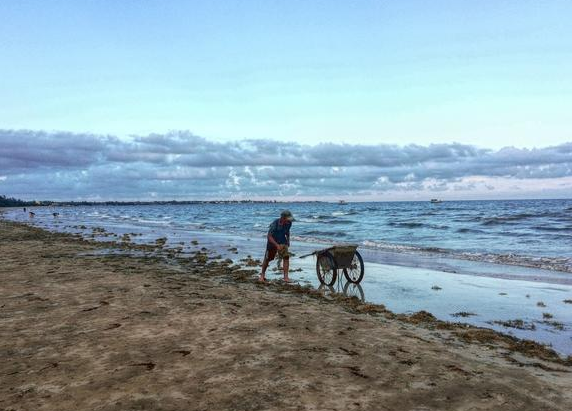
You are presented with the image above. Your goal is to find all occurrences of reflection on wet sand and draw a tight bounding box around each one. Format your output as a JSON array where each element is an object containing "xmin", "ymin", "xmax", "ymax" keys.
[{"xmin": 318, "ymin": 278, "xmax": 365, "ymax": 302}]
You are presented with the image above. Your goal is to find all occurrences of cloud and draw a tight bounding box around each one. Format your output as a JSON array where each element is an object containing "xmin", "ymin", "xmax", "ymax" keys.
[
  {"xmin": 0, "ymin": 129, "xmax": 112, "ymax": 171},
  {"xmin": 1, "ymin": 129, "xmax": 571, "ymax": 200}
]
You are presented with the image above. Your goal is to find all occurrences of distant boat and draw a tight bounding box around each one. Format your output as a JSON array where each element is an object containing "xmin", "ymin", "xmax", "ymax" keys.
[
  {"xmin": 430, "ymin": 199, "xmax": 443, "ymax": 203},
  {"xmin": 338, "ymin": 200, "xmax": 348, "ymax": 205}
]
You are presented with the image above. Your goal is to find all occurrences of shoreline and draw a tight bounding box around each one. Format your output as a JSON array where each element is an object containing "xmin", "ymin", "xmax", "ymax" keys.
[
  {"xmin": 3, "ymin": 217, "xmax": 572, "ymax": 358},
  {"xmin": 6, "ymin": 203, "xmax": 572, "ymax": 276},
  {"xmin": 4, "ymin": 208, "xmax": 572, "ymax": 354},
  {"xmin": 3, "ymin": 214, "xmax": 572, "ymax": 353},
  {"xmin": 1, "ymin": 219, "xmax": 571, "ymax": 410},
  {"xmin": 4, "ymin": 205, "xmax": 572, "ymax": 277}
]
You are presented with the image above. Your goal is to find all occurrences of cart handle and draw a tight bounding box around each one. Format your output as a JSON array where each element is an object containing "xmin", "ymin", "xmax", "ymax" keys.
[{"xmin": 298, "ymin": 251, "xmax": 317, "ymax": 259}]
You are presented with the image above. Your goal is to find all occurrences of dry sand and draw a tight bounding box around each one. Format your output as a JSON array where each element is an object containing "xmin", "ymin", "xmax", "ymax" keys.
[{"xmin": 1, "ymin": 219, "xmax": 571, "ymax": 411}]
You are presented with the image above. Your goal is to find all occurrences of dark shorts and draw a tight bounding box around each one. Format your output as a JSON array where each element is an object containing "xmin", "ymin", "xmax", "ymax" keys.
[{"xmin": 265, "ymin": 243, "xmax": 289, "ymax": 261}]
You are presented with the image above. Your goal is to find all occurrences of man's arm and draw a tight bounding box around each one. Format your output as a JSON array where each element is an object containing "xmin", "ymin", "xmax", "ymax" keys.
[
  {"xmin": 267, "ymin": 221, "xmax": 281, "ymax": 248},
  {"xmin": 267, "ymin": 233, "xmax": 280, "ymax": 248}
]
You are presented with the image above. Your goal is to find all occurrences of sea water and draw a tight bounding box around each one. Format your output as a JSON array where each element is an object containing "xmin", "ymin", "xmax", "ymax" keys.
[{"xmin": 3, "ymin": 199, "xmax": 572, "ymax": 354}]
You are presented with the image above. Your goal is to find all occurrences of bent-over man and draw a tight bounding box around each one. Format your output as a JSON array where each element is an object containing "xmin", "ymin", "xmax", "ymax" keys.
[{"xmin": 259, "ymin": 210, "xmax": 294, "ymax": 282}]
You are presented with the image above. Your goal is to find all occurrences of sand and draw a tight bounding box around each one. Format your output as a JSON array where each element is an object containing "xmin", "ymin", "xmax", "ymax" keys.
[{"xmin": 1, "ymin": 219, "xmax": 571, "ymax": 411}]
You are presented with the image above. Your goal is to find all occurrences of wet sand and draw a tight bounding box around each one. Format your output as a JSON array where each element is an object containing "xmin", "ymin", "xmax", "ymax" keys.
[{"xmin": 1, "ymin": 220, "xmax": 571, "ymax": 410}]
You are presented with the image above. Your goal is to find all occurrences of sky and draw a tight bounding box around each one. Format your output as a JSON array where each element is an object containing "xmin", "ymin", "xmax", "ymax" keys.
[{"xmin": 0, "ymin": 1, "xmax": 571, "ymax": 201}]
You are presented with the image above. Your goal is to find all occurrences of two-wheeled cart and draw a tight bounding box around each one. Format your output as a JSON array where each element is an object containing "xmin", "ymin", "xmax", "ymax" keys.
[{"xmin": 300, "ymin": 245, "xmax": 364, "ymax": 286}]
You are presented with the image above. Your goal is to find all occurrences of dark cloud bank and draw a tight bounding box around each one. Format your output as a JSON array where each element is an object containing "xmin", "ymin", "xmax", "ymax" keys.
[{"xmin": 1, "ymin": 129, "xmax": 571, "ymax": 200}]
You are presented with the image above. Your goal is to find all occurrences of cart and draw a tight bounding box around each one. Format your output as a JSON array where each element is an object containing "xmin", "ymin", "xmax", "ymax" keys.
[{"xmin": 300, "ymin": 245, "xmax": 364, "ymax": 286}]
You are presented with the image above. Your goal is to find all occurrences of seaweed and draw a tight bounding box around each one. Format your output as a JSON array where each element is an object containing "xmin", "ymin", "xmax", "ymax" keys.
[
  {"xmin": 543, "ymin": 321, "xmax": 564, "ymax": 331},
  {"xmin": 491, "ymin": 319, "xmax": 536, "ymax": 331},
  {"xmin": 451, "ymin": 312, "xmax": 477, "ymax": 318}
]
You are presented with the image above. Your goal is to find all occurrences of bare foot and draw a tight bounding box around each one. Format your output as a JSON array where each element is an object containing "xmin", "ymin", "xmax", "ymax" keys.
[
  {"xmin": 258, "ymin": 276, "xmax": 267, "ymax": 283},
  {"xmin": 283, "ymin": 278, "xmax": 290, "ymax": 283}
]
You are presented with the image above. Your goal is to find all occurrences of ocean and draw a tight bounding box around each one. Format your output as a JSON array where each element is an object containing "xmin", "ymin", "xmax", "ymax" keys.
[
  {"xmin": 8, "ymin": 199, "xmax": 572, "ymax": 270},
  {"xmin": 3, "ymin": 198, "xmax": 572, "ymax": 354}
]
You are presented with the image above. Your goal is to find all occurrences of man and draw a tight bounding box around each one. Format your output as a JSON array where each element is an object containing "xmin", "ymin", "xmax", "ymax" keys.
[{"xmin": 259, "ymin": 210, "xmax": 294, "ymax": 282}]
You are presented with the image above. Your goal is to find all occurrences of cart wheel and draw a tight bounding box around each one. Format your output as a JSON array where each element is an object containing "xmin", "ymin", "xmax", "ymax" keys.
[
  {"xmin": 343, "ymin": 281, "xmax": 365, "ymax": 302},
  {"xmin": 343, "ymin": 251, "xmax": 364, "ymax": 284},
  {"xmin": 316, "ymin": 252, "xmax": 337, "ymax": 286}
]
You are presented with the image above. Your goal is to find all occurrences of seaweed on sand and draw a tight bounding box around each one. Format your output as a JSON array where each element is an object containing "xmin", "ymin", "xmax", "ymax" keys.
[
  {"xmin": 402, "ymin": 310, "xmax": 437, "ymax": 324},
  {"xmin": 451, "ymin": 312, "xmax": 477, "ymax": 318},
  {"xmin": 543, "ymin": 321, "xmax": 565, "ymax": 331},
  {"xmin": 240, "ymin": 256, "xmax": 261, "ymax": 267},
  {"xmin": 491, "ymin": 319, "xmax": 536, "ymax": 331},
  {"xmin": 454, "ymin": 328, "xmax": 570, "ymax": 365},
  {"xmin": 155, "ymin": 237, "xmax": 167, "ymax": 247}
]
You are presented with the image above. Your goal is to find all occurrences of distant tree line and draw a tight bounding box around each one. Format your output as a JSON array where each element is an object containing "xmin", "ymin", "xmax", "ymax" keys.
[
  {"xmin": 0, "ymin": 195, "xmax": 34, "ymax": 207},
  {"xmin": 1, "ymin": 195, "xmax": 315, "ymax": 208}
]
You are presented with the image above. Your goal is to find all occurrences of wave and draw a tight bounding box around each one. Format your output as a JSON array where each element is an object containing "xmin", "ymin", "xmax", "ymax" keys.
[
  {"xmin": 431, "ymin": 224, "xmax": 449, "ymax": 230},
  {"xmin": 135, "ymin": 218, "xmax": 171, "ymax": 225},
  {"xmin": 538, "ymin": 210, "xmax": 570, "ymax": 218},
  {"xmin": 546, "ymin": 234, "xmax": 572, "ymax": 240},
  {"xmin": 481, "ymin": 217, "xmax": 522, "ymax": 226},
  {"xmin": 331, "ymin": 211, "xmax": 358, "ymax": 216},
  {"xmin": 309, "ymin": 214, "xmax": 331, "ymax": 220},
  {"xmin": 388, "ymin": 221, "xmax": 424, "ymax": 228},
  {"xmin": 387, "ymin": 221, "xmax": 449, "ymax": 230},
  {"xmin": 472, "ymin": 211, "xmax": 570, "ymax": 225},
  {"xmin": 300, "ymin": 230, "xmax": 347, "ymax": 238},
  {"xmin": 532, "ymin": 225, "xmax": 572, "ymax": 232},
  {"xmin": 301, "ymin": 213, "xmax": 357, "ymax": 223},
  {"xmin": 456, "ymin": 228, "xmax": 484, "ymax": 234},
  {"xmin": 185, "ymin": 223, "xmax": 207, "ymax": 230},
  {"xmin": 361, "ymin": 240, "xmax": 448, "ymax": 254},
  {"xmin": 359, "ymin": 239, "xmax": 572, "ymax": 273},
  {"xmin": 326, "ymin": 219, "xmax": 356, "ymax": 225},
  {"xmin": 496, "ymin": 231, "xmax": 529, "ymax": 237}
]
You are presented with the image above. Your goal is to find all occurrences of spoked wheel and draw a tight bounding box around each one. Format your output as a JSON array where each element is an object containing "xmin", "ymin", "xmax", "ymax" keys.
[
  {"xmin": 342, "ymin": 251, "xmax": 364, "ymax": 284},
  {"xmin": 343, "ymin": 281, "xmax": 365, "ymax": 302},
  {"xmin": 316, "ymin": 251, "xmax": 337, "ymax": 286}
]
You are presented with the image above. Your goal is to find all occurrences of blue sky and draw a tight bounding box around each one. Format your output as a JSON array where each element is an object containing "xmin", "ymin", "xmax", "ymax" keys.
[{"xmin": 0, "ymin": 1, "xmax": 571, "ymax": 200}]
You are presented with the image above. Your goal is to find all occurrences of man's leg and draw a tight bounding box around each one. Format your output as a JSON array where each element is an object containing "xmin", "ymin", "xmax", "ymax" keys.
[
  {"xmin": 283, "ymin": 257, "xmax": 290, "ymax": 282},
  {"xmin": 259, "ymin": 248, "xmax": 274, "ymax": 281},
  {"xmin": 259, "ymin": 256, "xmax": 269, "ymax": 281}
]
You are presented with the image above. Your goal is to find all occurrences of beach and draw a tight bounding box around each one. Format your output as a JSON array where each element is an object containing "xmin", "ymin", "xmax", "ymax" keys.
[
  {"xmin": 1, "ymin": 219, "xmax": 571, "ymax": 410},
  {"xmin": 4, "ymin": 203, "xmax": 572, "ymax": 354}
]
